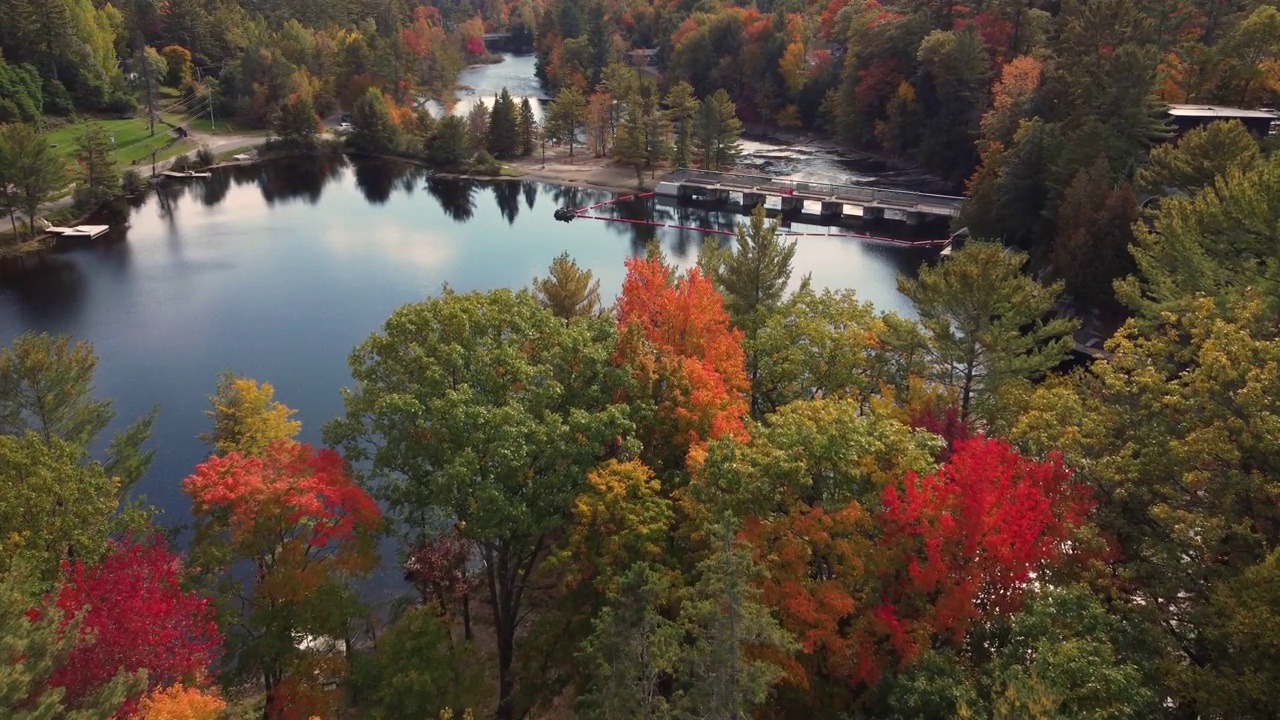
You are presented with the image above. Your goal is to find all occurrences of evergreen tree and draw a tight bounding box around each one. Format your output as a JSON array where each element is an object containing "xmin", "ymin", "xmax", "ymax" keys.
[
  {"xmin": 546, "ymin": 85, "xmax": 587, "ymax": 160},
  {"xmin": 532, "ymin": 252, "xmax": 602, "ymax": 320},
  {"xmin": 700, "ymin": 205, "xmax": 795, "ymax": 419},
  {"xmin": 1048, "ymin": 158, "xmax": 1138, "ymax": 310},
  {"xmin": 349, "ymin": 86, "xmax": 401, "ymax": 155},
  {"xmin": 615, "ymin": 97, "xmax": 648, "ymax": 185},
  {"xmin": 74, "ymin": 123, "xmax": 119, "ymax": 207},
  {"xmin": 467, "ymin": 99, "xmax": 489, "ymax": 152},
  {"xmin": 696, "ymin": 89, "xmax": 743, "ymax": 171},
  {"xmin": 0, "ymin": 123, "xmax": 64, "ymax": 238},
  {"xmin": 486, "ymin": 87, "xmax": 521, "ymax": 159},
  {"xmin": 898, "ymin": 242, "xmax": 1077, "ymax": 422},
  {"xmin": 518, "ymin": 96, "xmax": 537, "ymax": 156},
  {"xmin": 275, "ymin": 93, "xmax": 320, "ymax": 150},
  {"xmin": 1134, "ymin": 119, "xmax": 1260, "ymax": 195},
  {"xmin": 660, "ymin": 83, "xmax": 701, "ymax": 169},
  {"xmin": 0, "ymin": 53, "xmax": 43, "ymax": 123}
]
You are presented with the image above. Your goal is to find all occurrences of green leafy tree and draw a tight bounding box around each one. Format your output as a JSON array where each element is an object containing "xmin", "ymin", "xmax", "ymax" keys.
[
  {"xmin": 1135, "ymin": 119, "xmax": 1260, "ymax": 195},
  {"xmin": 1008, "ymin": 293, "xmax": 1280, "ymax": 716},
  {"xmin": 0, "ymin": 434, "xmax": 118, "ymax": 579},
  {"xmin": 274, "ymin": 93, "xmax": 320, "ymax": 150},
  {"xmin": 881, "ymin": 586, "xmax": 1159, "ymax": 720},
  {"xmin": 664, "ymin": 81, "xmax": 700, "ymax": 169},
  {"xmin": 74, "ymin": 122, "xmax": 119, "ymax": 207},
  {"xmin": 518, "ymin": 96, "xmax": 537, "ymax": 156},
  {"xmin": 0, "ymin": 123, "xmax": 64, "ymax": 238},
  {"xmin": 354, "ymin": 606, "xmax": 484, "ymax": 720},
  {"xmin": 531, "ymin": 252, "xmax": 602, "ymax": 320},
  {"xmin": 467, "ymin": 100, "xmax": 489, "ymax": 153},
  {"xmin": 898, "ymin": 242, "xmax": 1076, "ymax": 422},
  {"xmin": 349, "ymin": 86, "xmax": 401, "ymax": 155},
  {"xmin": 324, "ymin": 288, "xmax": 634, "ymax": 720},
  {"xmin": 486, "ymin": 87, "xmax": 521, "ymax": 159},
  {"xmin": 0, "ymin": 332, "xmax": 155, "ymax": 490},
  {"xmin": 547, "ymin": 85, "xmax": 587, "ymax": 160},
  {"xmin": 1119, "ymin": 153, "xmax": 1280, "ymax": 320},
  {"xmin": 615, "ymin": 95, "xmax": 648, "ymax": 185},
  {"xmin": 159, "ymin": 44, "xmax": 193, "ymax": 89},
  {"xmin": 1, "ymin": 564, "xmax": 143, "ymax": 719},
  {"xmin": 697, "ymin": 89, "xmax": 743, "ymax": 171},
  {"xmin": 751, "ymin": 285, "xmax": 908, "ymax": 415},
  {"xmin": 428, "ymin": 115, "xmax": 472, "ymax": 169}
]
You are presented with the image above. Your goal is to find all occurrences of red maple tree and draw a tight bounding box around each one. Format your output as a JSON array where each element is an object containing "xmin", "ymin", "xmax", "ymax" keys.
[
  {"xmin": 46, "ymin": 536, "xmax": 222, "ymax": 713},
  {"xmin": 873, "ymin": 436, "xmax": 1092, "ymax": 669},
  {"xmin": 615, "ymin": 253, "xmax": 749, "ymax": 471},
  {"xmin": 184, "ymin": 440, "xmax": 381, "ymax": 716}
]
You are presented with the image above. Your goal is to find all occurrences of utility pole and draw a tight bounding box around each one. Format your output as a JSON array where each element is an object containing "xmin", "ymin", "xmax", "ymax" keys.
[
  {"xmin": 144, "ymin": 51, "xmax": 157, "ymax": 137},
  {"xmin": 197, "ymin": 66, "xmax": 215, "ymax": 131}
]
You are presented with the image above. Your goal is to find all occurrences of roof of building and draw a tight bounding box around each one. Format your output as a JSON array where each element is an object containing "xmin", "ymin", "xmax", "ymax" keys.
[{"xmin": 1165, "ymin": 104, "xmax": 1280, "ymax": 119}]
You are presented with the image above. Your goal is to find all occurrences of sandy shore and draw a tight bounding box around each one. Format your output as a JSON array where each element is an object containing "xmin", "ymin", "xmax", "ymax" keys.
[{"xmin": 504, "ymin": 151, "xmax": 664, "ymax": 194}]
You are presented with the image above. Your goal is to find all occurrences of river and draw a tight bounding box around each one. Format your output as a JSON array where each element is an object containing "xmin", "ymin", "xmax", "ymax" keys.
[{"xmin": 0, "ymin": 57, "xmax": 944, "ymax": 594}]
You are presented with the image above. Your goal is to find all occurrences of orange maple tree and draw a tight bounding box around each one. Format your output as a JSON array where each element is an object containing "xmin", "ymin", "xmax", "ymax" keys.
[
  {"xmin": 135, "ymin": 683, "xmax": 226, "ymax": 720},
  {"xmin": 615, "ymin": 252, "xmax": 749, "ymax": 473}
]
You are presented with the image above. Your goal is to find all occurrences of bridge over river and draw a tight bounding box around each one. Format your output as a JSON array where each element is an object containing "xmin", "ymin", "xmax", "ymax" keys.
[{"xmin": 655, "ymin": 168, "xmax": 965, "ymax": 224}]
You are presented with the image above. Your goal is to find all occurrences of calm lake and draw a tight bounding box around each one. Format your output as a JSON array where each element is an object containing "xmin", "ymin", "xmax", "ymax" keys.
[{"xmin": 0, "ymin": 156, "xmax": 937, "ymax": 534}]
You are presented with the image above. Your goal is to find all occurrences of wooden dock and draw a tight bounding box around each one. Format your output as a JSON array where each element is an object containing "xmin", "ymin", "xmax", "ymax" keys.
[
  {"xmin": 160, "ymin": 170, "xmax": 212, "ymax": 179},
  {"xmin": 44, "ymin": 224, "xmax": 111, "ymax": 239}
]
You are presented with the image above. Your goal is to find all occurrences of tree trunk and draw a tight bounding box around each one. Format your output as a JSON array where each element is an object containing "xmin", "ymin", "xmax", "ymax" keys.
[{"xmin": 462, "ymin": 591, "xmax": 472, "ymax": 641}]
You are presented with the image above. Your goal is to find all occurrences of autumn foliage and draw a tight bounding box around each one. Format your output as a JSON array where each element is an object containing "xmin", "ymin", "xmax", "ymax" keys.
[
  {"xmin": 615, "ymin": 253, "xmax": 749, "ymax": 469},
  {"xmin": 874, "ymin": 437, "xmax": 1092, "ymax": 666},
  {"xmin": 135, "ymin": 683, "xmax": 227, "ymax": 720},
  {"xmin": 45, "ymin": 537, "xmax": 221, "ymax": 712},
  {"xmin": 184, "ymin": 440, "xmax": 382, "ymax": 588}
]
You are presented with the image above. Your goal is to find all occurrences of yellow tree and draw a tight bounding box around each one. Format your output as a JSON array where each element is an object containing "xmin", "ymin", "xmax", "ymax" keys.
[{"xmin": 201, "ymin": 374, "xmax": 302, "ymax": 456}]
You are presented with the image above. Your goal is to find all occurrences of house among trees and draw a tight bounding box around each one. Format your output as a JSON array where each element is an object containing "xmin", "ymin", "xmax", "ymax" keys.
[
  {"xmin": 1164, "ymin": 104, "xmax": 1280, "ymax": 139},
  {"xmin": 627, "ymin": 49, "xmax": 659, "ymax": 68}
]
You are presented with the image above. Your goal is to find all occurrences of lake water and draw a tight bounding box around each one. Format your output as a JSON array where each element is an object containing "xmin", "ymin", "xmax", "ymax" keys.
[{"xmin": 0, "ymin": 156, "xmax": 936, "ymax": 540}]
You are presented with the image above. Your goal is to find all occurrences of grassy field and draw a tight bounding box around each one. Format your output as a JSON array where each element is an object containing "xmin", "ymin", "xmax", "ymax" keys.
[
  {"xmin": 160, "ymin": 112, "xmax": 266, "ymax": 136},
  {"xmin": 44, "ymin": 117, "xmax": 182, "ymax": 165}
]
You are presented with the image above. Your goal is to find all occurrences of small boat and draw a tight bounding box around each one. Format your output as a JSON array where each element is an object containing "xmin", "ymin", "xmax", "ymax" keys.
[{"xmin": 553, "ymin": 207, "xmax": 577, "ymax": 223}]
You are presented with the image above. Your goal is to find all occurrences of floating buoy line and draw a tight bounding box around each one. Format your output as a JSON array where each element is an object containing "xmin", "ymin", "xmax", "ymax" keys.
[{"xmin": 553, "ymin": 191, "xmax": 952, "ymax": 247}]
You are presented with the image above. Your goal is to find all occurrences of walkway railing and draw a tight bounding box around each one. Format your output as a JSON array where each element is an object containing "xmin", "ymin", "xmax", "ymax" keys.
[{"xmin": 665, "ymin": 168, "xmax": 965, "ymax": 210}]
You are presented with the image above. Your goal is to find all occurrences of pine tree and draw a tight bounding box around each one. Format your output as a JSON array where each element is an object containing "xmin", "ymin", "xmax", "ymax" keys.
[
  {"xmin": 518, "ymin": 97, "xmax": 537, "ymax": 156},
  {"xmin": 615, "ymin": 97, "xmax": 647, "ymax": 185},
  {"xmin": 0, "ymin": 123, "xmax": 65, "ymax": 238},
  {"xmin": 73, "ymin": 123, "xmax": 118, "ymax": 207},
  {"xmin": 700, "ymin": 205, "xmax": 795, "ymax": 418},
  {"xmin": 696, "ymin": 89, "xmax": 743, "ymax": 171},
  {"xmin": 660, "ymin": 80, "xmax": 701, "ymax": 167},
  {"xmin": 898, "ymin": 242, "xmax": 1077, "ymax": 422},
  {"xmin": 547, "ymin": 86, "xmax": 587, "ymax": 161},
  {"xmin": 486, "ymin": 87, "xmax": 521, "ymax": 159},
  {"xmin": 1, "ymin": 564, "xmax": 143, "ymax": 719},
  {"xmin": 532, "ymin": 252, "xmax": 602, "ymax": 320}
]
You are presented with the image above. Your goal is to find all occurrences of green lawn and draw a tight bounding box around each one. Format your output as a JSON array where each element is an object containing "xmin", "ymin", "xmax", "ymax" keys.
[
  {"xmin": 44, "ymin": 117, "xmax": 181, "ymax": 165},
  {"xmin": 160, "ymin": 112, "xmax": 266, "ymax": 136}
]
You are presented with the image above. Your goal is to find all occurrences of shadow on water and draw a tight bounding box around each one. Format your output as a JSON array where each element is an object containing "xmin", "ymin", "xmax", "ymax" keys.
[
  {"xmin": 427, "ymin": 177, "xmax": 478, "ymax": 222},
  {"xmin": 258, "ymin": 154, "xmax": 346, "ymax": 205},
  {"xmin": 0, "ymin": 254, "xmax": 87, "ymax": 326},
  {"xmin": 493, "ymin": 181, "xmax": 522, "ymax": 225},
  {"xmin": 352, "ymin": 156, "xmax": 414, "ymax": 205}
]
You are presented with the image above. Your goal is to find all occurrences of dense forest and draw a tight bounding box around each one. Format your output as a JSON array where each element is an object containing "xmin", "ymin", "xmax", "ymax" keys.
[{"xmin": 4, "ymin": 0, "xmax": 1280, "ymax": 718}]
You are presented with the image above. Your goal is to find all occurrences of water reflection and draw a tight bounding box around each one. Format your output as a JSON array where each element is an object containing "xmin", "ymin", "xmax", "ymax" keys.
[{"xmin": 427, "ymin": 176, "xmax": 477, "ymax": 222}]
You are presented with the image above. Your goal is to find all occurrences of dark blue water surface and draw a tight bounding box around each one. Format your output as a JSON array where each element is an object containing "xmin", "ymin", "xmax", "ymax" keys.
[{"xmin": 0, "ymin": 156, "xmax": 935, "ymax": 560}]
